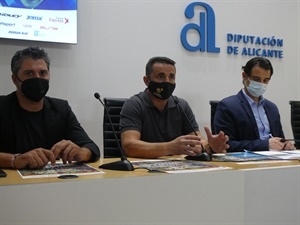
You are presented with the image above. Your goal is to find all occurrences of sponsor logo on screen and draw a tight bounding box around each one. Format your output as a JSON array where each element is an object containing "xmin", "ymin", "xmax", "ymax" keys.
[
  {"xmin": 0, "ymin": 22, "xmax": 15, "ymax": 27},
  {"xmin": 27, "ymin": 15, "xmax": 43, "ymax": 21},
  {"xmin": 0, "ymin": 13, "xmax": 22, "ymax": 18},
  {"xmin": 8, "ymin": 31, "xmax": 28, "ymax": 35},
  {"xmin": 49, "ymin": 17, "xmax": 69, "ymax": 24}
]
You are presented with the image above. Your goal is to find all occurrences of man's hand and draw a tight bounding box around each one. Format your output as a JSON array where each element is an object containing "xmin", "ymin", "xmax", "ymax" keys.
[
  {"xmin": 204, "ymin": 126, "xmax": 229, "ymax": 153},
  {"xmin": 282, "ymin": 141, "xmax": 296, "ymax": 150},
  {"xmin": 51, "ymin": 140, "xmax": 91, "ymax": 164},
  {"xmin": 169, "ymin": 135, "xmax": 203, "ymax": 156},
  {"xmin": 13, "ymin": 148, "xmax": 56, "ymax": 169},
  {"xmin": 269, "ymin": 137, "xmax": 296, "ymax": 150}
]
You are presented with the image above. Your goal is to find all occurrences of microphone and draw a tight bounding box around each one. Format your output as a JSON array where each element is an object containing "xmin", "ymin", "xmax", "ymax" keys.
[
  {"xmin": 172, "ymin": 96, "xmax": 211, "ymax": 161},
  {"xmin": 94, "ymin": 93, "xmax": 134, "ymax": 171}
]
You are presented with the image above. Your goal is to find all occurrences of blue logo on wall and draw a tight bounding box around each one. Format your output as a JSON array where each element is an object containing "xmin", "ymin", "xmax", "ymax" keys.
[{"xmin": 181, "ymin": 2, "xmax": 220, "ymax": 53}]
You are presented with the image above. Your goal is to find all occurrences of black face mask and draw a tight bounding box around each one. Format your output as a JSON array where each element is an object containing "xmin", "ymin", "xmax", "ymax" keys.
[
  {"xmin": 17, "ymin": 77, "xmax": 49, "ymax": 102},
  {"xmin": 148, "ymin": 81, "xmax": 176, "ymax": 100}
]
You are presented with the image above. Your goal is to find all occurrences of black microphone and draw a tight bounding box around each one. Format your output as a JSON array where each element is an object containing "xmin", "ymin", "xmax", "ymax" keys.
[
  {"xmin": 172, "ymin": 96, "xmax": 211, "ymax": 161},
  {"xmin": 94, "ymin": 93, "xmax": 134, "ymax": 171}
]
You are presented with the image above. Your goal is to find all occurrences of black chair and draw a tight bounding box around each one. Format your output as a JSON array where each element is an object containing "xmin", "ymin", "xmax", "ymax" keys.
[
  {"xmin": 209, "ymin": 100, "xmax": 220, "ymax": 135},
  {"xmin": 289, "ymin": 101, "xmax": 300, "ymax": 149},
  {"xmin": 103, "ymin": 97, "xmax": 128, "ymax": 158}
]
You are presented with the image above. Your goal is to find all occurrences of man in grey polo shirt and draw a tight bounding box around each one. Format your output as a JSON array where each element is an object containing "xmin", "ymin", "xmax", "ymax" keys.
[{"xmin": 120, "ymin": 56, "xmax": 229, "ymax": 158}]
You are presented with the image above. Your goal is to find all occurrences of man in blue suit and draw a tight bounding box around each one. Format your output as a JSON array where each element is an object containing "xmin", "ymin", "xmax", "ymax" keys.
[{"xmin": 214, "ymin": 57, "xmax": 295, "ymax": 152}]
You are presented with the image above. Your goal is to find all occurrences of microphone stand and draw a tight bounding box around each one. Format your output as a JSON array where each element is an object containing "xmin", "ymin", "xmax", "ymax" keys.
[
  {"xmin": 172, "ymin": 96, "xmax": 212, "ymax": 161},
  {"xmin": 94, "ymin": 93, "xmax": 134, "ymax": 171}
]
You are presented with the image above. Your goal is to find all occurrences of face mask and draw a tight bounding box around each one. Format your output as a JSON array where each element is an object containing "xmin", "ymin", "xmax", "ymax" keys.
[
  {"xmin": 148, "ymin": 81, "xmax": 176, "ymax": 100},
  {"xmin": 17, "ymin": 77, "xmax": 49, "ymax": 102},
  {"xmin": 245, "ymin": 78, "xmax": 267, "ymax": 97}
]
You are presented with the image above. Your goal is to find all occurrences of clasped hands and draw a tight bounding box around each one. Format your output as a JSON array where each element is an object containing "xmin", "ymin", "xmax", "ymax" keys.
[
  {"xmin": 13, "ymin": 140, "xmax": 90, "ymax": 169},
  {"xmin": 269, "ymin": 137, "xmax": 296, "ymax": 150},
  {"xmin": 170, "ymin": 126, "xmax": 229, "ymax": 156}
]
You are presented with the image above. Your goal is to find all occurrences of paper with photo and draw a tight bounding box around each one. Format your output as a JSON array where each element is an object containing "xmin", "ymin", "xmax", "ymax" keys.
[
  {"xmin": 18, "ymin": 163, "xmax": 104, "ymax": 179},
  {"xmin": 132, "ymin": 159, "xmax": 231, "ymax": 173}
]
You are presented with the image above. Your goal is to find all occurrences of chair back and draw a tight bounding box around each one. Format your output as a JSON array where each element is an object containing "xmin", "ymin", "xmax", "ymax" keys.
[
  {"xmin": 209, "ymin": 100, "xmax": 220, "ymax": 134},
  {"xmin": 289, "ymin": 101, "xmax": 300, "ymax": 148},
  {"xmin": 103, "ymin": 97, "xmax": 128, "ymax": 158}
]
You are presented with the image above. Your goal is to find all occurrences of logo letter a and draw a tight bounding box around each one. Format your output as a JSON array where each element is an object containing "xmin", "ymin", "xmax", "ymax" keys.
[{"xmin": 181, "ymin": 2, "xmax": 220, "ymax": 53}]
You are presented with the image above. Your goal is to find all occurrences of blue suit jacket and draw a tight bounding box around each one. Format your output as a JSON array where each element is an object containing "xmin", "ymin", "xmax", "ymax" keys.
[{"xmin": 214, "ymin": 90, "xmax": 285, "ymax": 152}]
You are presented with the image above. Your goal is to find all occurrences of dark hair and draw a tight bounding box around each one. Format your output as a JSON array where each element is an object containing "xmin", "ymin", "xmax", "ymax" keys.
[
  {"xmin": 11, "ymin": 46, "xmax": 51, "ymax": 75},
  {"xmin": 145, "ymin": 56, "xmax": 176, "ymax": 77},
  {"xmin": 242, "ymin": 57, "xmax": 273, "ymax": 77}
]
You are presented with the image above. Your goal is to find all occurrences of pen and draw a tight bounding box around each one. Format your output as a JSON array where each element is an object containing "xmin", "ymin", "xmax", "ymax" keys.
[
  {"xmin": 279, "ymin": 139, "xmax": 300, "ymax": 151},
  {"xmin": 271, "ymin": 137, "xmax": 299, "ymax": 143},
  {"xmin": 280, "ymin": 138, "xmax": 299, "ymax": 142}
]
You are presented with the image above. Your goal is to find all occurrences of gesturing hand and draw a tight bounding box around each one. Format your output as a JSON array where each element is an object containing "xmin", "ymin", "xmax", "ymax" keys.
[{"xmin": 204, "ymin": 126, "xmax": 229, "ymax": 153}]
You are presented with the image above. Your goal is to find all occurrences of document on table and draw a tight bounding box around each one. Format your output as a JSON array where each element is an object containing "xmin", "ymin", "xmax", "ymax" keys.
[
  {"xmin": 18, "ymin": 163, "xmax": 104, "ymax": 179},
  {"xmin": 254, "ymin": 150, "xmax": 300, "ymax": 160},
  {"xmin": 132, "ymin": 159, "xmax": 231, "ymax": 174},
  {"xmin": 212, "ymin": 151, "xmax": 274, "ymax": 162}
]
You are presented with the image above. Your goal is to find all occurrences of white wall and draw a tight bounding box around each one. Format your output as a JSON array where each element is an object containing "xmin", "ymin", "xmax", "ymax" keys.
[{"xmin": 0, "ymin": 0, "xmax": 299, "ymax": 157}]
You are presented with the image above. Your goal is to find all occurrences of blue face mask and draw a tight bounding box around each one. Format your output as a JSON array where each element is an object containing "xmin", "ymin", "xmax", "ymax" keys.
[{"xmin": 246, "ymin": 78, "xmax": 267, "ymax": 97}]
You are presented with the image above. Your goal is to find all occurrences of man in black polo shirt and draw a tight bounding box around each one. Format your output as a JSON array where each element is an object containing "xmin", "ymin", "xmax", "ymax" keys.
[{"xmin": 120, "ymin": 56, "xmax": 229, "ymax": 158}]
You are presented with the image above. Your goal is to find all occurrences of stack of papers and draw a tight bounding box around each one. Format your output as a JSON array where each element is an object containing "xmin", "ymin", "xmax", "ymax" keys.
[
  {"xmin": 254, "ymin": 150, "xmax": 300, "ymax": 160},
  {"xmin": 212, "ymin": 151, "xmax": 272, "ymax": 162},
  {"xmin": 212, "ymin": 150, "xmax": 300, "ymax": 162},
  {"xmin": 132, "ymin": 159, "xmax": 231, "ymax": 174}
]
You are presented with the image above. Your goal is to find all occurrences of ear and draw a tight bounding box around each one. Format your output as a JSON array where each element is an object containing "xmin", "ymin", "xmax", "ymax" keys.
[
  {"xmin": 143, "ymin": 76, "xmax": 150, "ymax": 86},
  {"xmin": 11, "ymin": 74, "xmax": 18, "ymax": 86},
  {"xmin": 242, "ymin": 72, "xmax": 248, "ymax": 81},
  {"xmin": 242, "ymin": 72, "xmax": 249, "ymax": 86}
]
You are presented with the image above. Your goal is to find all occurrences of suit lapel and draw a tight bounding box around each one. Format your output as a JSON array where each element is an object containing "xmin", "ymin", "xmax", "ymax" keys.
[
  {"xmin": 238, "ymin": 90, "xmax": 260, "ymax": 138},
  {"xmin": 263, "ymin": 102, "xmax": 273, "ymax": 134}
]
